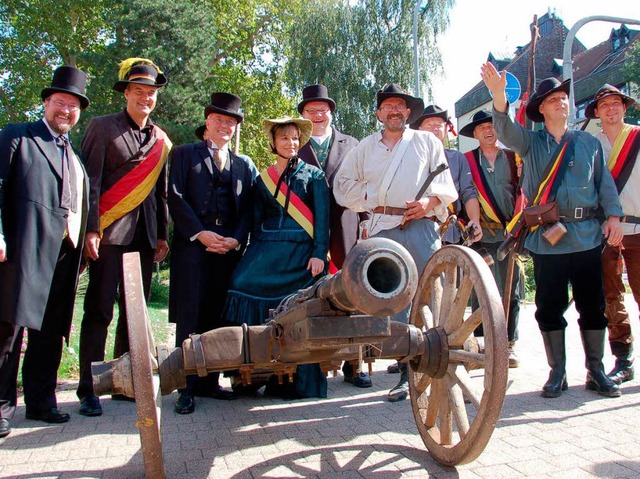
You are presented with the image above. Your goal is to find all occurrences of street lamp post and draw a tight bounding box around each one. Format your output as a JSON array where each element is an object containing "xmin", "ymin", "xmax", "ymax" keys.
[{"xmin": 563, "ymin": 15, "xmax": 640, "ymax": 125}]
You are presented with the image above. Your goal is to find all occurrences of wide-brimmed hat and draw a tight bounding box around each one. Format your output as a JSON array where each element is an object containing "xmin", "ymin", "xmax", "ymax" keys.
[
  {"xmin": 410, "ymin": 105, "xmax": 448, "ymax": 130},
  {"xmin": 526, "ymin": 77, "xmax": 571, "ymax": 122},
  {"xmin": 204, "ymin": 92, "xmax": 244, "ymax": 123},
  {"xmin": 263, "ymin": 117, "xmax": 313, "ymax": 148},
  {"xmin": 459, "ymin": 110, "xmax": 493, "ymax": 138},
  {"xmin": 113, "ymin": 58, "xmax": 167, "ymax": 92},
  {"xmin": 376, "ymin": 84, "xmax": 424, "ymax": 124},
  {"xmin": 195, "ymin": 125, "xmax": 206, "ymax": 141},
  {"xmin": 41, "ymin": 65, "xmax": 90, "ymax": 110},
  {"xmin": 297, "ymin": 84, "xmax": 336, "ymax": 114},
  {"xmin": 585, "ymin": 83, "xmax": 637, "ymax": 119}
]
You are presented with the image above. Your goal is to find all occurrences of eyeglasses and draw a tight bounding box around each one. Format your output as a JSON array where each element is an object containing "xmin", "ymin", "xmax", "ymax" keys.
[
  {"xmin": 303, "ymin": 108, "xmax": 330, "ymax": 116},
  {"xmin": 379, "ymin": 104, "xmax": 407, "ymax": 113},
  {"xmin": 208, "ymin": 116, "xmax": 237, "ymax": 127},
  {"xmin": 48, "ymin": 99, "xmax": 80, "ymax": 112}
]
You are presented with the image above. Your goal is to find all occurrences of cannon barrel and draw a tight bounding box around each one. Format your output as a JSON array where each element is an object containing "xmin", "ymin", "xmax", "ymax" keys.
[{"xmin": 274, "ymin": 237, "xmax": 418, "ymax": 318}]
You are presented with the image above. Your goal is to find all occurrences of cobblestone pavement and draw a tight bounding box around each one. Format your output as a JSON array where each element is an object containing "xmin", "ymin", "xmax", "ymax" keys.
[{"xmin": 1, "ymin": 297, "xmax": 639, "ymax": 479}]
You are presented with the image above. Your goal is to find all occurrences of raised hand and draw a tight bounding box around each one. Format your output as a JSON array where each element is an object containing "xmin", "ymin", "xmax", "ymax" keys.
[{"xmin": 480, "ymin": 62, "xmax": 508, "ymax": 112}]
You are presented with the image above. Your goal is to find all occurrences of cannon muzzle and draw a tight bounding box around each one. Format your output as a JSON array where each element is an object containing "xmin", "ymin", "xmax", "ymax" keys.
[{"xmin": 275, "ymin": 237, "xmax": 418, "ymax": 317}]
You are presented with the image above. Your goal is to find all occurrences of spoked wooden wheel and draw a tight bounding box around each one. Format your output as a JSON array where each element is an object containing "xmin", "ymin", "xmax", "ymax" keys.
[
  {"xmin": 408, "ymin": 245, "xmax": 508, "ymax": 466},
  {"xmin": 123, "ymin": 252, "xmax": 166, "ymax": 479}
]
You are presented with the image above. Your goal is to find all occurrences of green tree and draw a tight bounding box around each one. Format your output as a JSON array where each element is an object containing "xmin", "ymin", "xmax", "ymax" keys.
[
  {"xmin": 0, "ymin": 0, "xmax": 114, "ymax": 124},
  {"xmin": 284, "ymin": 0, "xmax": 454, "ymax": 140},
  {"xmin": 77, "ymin": 0, "xmax": 302, "ymax": 166},
  {"xmin": 622, "ymin": 40, "xmax": 640, "ymax": 122}
]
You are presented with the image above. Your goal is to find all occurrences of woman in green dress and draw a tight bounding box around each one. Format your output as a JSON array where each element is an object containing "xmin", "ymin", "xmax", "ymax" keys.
[{"xmin": 223, "ymin": 117, "xmax": 330, "ymax": 398}]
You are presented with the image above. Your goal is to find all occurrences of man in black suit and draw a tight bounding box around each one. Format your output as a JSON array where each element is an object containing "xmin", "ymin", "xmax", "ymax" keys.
[
  {"xmin": 0, "ymin": 66, "xmax": 90, "ymax": 437},
  {"xmin": 296, "ymin": 85, "xmax": 369, "ymax": 387},
  {"xmin": 76, "ymin": 58, "xmax": 171, "ymax": 416},
  {"xmin": 169, "ymin": 93, "xmax": 256, "ymax": 414}
]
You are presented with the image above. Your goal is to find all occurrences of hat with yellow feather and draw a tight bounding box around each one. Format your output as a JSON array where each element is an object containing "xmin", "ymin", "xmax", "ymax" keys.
[{"xmin": 113, "ymin": 57, "xmax": 168, "ymax": 92}]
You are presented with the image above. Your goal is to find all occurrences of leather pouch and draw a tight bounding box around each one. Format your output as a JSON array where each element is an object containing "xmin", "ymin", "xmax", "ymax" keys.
[{"xmin": 523, "ymin": 201, "xmax": 560, "ymax": 227}]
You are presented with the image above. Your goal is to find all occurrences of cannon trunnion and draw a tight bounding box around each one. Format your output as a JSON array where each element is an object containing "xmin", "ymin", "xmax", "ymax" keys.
[{"xmin": 92, "ymin": 239, "xmax": 508, "ymax": 478}]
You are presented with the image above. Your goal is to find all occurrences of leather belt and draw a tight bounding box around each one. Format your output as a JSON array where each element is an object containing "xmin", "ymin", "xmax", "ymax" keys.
[
  {"xmin": 559, "ymin": 207, "xmax": 597, "ymax": 222},
  {"xmin": 373, "ymin": 206, "xmax": 407, "ymax": 215},
  {"xmin": 623, "ymin": 215, "xmax": 640, "ymax": 224},
  {"xmin": 372, "ymin": 206, "xmax": 436, "ymax": 222}
]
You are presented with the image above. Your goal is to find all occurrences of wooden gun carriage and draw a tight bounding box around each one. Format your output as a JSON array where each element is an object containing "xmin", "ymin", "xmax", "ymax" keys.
[{"xmin": 92, "ymin": 238, "xmax": 508, "ymax": 478}]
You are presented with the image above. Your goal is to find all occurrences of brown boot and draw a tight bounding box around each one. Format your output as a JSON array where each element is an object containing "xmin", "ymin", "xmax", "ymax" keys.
[{"xmin": 607, "ymin": 343, "xmax": 634, "ymax": 385}]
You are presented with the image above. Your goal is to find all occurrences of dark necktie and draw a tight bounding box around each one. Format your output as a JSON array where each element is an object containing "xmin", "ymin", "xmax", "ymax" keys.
[
  {"xmin": 55, "ymin": 135, "xmax": 78, "ymax": 213},
  {"xmin": 212, "ymin": 148, "xmax": 223, "ymax": 171}
]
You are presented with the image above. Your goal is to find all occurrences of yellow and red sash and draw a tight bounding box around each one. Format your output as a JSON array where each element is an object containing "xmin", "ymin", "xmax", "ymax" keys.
[
  {"xmin": 607, "ymin": 124, "xmax": 640, "ymax": 193},
  {"xmin": 261, "ymin": 166, "xmax": 314, "ymax": 238},
  {"xmin": 465, "ymin": 150, "xmax": 505, "ymax": 226},
  {"xmin": 98, "ymin": 127, "xmax": 172, "ymax": 236}
]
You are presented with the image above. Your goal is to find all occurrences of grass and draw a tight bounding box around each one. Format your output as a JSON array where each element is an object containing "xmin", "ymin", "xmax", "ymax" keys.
[{"xmin": 19, "ymin": 266, "xmax": 173, "ymax": 386}]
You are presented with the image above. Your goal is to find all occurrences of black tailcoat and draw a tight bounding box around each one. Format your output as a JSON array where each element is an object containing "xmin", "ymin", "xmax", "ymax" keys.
[
  {"xmin": 168, "ymin": 141, "xmax": 255, "ymax": 339},
  {"xmin": 0, "ymin": 120, "xmax": 88, "ymax": 336}
]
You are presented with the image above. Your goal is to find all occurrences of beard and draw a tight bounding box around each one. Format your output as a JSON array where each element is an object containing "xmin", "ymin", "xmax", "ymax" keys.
[{"xmin": 383, "ymin": 115, "xmax": 407, "ymax": 133}]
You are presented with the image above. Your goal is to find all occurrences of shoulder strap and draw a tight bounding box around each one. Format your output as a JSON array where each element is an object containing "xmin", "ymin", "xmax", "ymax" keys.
[{"xmin": 377, "ymin": 129, "xmax": 415, "ymax": 205}]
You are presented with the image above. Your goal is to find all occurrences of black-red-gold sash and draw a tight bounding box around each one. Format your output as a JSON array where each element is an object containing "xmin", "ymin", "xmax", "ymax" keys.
[
  {"xmin": 261, "ymin": 166, "xmax": 314, "ymax": 238},
  {"xmin": 506, "ymin": 134, "xmax": 573, "ymax": 234},
  {"xmin": 465, "ymin": 150, "xmax": 506, "ymax": 226},
  {"xmin": 607, "ymin": 124, "xmax": 640, "ymax": 193},
  {"xmin": 98, "ymin": 127, "xmax": 172, "ymax": 236}
]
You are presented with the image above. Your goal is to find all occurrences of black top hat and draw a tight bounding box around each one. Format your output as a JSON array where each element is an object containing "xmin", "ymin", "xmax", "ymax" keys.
[
  {"xmin": 113, "ymin": 62, "xmax": 168, "ymax": 92},
  {"xmin": 41, "ymin": 65, "xmax": 90, "ymax": 110},
  {"xmin": 526, "ymin": 77, "xmax": 571, "ymax": 123},
  {"xmin": 410, "ymin": 105, "xmax": 448, "ymax": 130},
  {"xmin": 297, "ymin": 84, "xmax": 336, "ymax": 114},
  {"xmin": 459, "ymin": 110, "xmax": 493, "ymax": 138},
  {"xmin": 585, "ymin": 83, "xmax": 637, "ymax": 119},
  {"xmin": 204, "ymin": 92, "xmax": 244, "ymax": 123},
  {"xmin": 376, "ymin": 84, "xmax": 424, "ymax": 124},
  {"xmin": 195, "ymin": 125, "xmax": 206, "ymax": 141}
]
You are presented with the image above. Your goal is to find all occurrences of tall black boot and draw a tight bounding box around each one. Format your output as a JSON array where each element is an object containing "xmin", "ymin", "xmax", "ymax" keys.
[
  {"xmin": 541, "ymin": 330, "xmax": 568, "ymax": 398},
  {"xmin": 581, "ymin": 329, "xmax": 621, "ymax": 398},
  {"xmin": 607, "ymin": 342, "xmax": 635, "ymax": 385}
]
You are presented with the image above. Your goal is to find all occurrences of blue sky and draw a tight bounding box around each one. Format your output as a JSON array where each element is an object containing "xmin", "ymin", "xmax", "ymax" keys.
[{"xmin": 429, "ymin": 2, "xmax": 640, "ymax": 116}]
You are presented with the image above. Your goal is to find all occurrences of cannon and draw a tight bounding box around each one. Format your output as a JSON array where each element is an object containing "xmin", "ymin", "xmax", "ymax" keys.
[{"xmin": 92, "ymin": 238, "xmax": 508, "ymax": 478}]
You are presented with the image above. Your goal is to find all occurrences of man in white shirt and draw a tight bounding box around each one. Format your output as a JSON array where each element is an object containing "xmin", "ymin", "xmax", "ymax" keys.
[
  {"xmin": 334, "ymin": 84, "xmax": 457, "ymax": 402},
  {"xmin": 587, "ymin": 84, "xmax": 640, "ymax": 385}
]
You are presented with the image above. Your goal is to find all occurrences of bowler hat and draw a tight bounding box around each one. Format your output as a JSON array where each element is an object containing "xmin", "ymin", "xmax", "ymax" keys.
[
  {"xmin": 585, "ymin": 83, "xmax": 637, "ymax": 119},
  {"xmin": 376, "ymin": 84, "xmax": 424, "ymax": 124},
  {"xmin": 41, "ymin": 65, "xmax": 90, "ymax": 110},
  {"xmin": 297, "ymin": 84, "xmax": 336, "ymax": 114},
  {"xmin": 410, "ymin": 105, "xmax": 449, "ymax": 130},
  {"xmin": 204, "ymin": 92, "xmax": 244, "ymax": 123},
  {"xmin": 263, "ymin": 117, "xmax": 313, "ymax": 149},
  {"xmin": 113, "ymin": 59, "xmax": 167, "ymax": 92},
  {"xmin": 459, "ymin": 110, "xmax": 493, "ymax": 138},
  {"xmin": 526, "ymin": 77, "xmax": 571, "ymax": 123}
]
